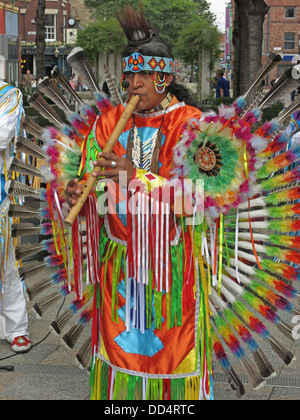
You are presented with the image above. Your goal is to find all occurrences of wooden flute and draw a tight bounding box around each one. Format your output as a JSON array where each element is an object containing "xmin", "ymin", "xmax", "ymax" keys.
[{"xmin": 64, "ymin": 94, "xmax": 140, "ymax": 226}]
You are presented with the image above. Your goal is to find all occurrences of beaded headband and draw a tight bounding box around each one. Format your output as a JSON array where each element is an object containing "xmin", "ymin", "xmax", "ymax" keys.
[{"xmin": 123, "ymin": 53, "xmax": 175, "ymax": 74}]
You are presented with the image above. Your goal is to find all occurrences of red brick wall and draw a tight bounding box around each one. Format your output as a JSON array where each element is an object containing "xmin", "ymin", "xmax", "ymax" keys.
[
  {"xmin": 263, "ymin": 1, "xmax": 300, "ymax": 82},
  {"xmin": 16, "ymin": 0, "xmax": 71, "ymax": 43},
  {"xmin": 231, "ymin": 0, "xmax": 300, "ymax": 85},
  {"xmin": 264, "ymin": 0, "xmax": 299, "ymax": 53}
]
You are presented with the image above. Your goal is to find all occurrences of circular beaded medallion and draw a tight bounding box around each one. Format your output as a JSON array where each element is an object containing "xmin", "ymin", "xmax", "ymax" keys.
[{"xmin": 196, "ymin": 146, "xmax": 217, "ymax": 172}]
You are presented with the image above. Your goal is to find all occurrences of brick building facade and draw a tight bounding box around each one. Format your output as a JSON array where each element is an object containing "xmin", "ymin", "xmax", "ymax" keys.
[
  {"xmin": 263, "ymin": 0, "xmax": 300, "ymax": 81},
  {"xmin": 230, "ymin": 0, "xmax": 300, "ymax": 85},
  {"xmin": 15, "ymin": 0, "xmax": 76, "ymax": 81}
]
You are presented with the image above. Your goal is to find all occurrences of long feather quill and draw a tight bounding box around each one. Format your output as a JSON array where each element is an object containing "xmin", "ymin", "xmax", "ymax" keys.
[
  {"xmin": 16, "ymin": 136, "xmax": 46, "ymax": 160},
  {"xmin": 37, "ymin": 76, "xmax": 74, "ymax": 116},
  {"xmin": 243, "ymin": 52, "xmax": 283, "ymax": 100},
  {"xmin": 75, "ymin": 336, "xmax": 92, "ymax": 369},
  {"xmin": 15, "ymin": 243, "xmax": 45, "ymax": 260},
  {"xmin": 8, "ymin": 204, "xmax": 41, "ymax": 219},
  {"xmin": 11, "ymin": 223, "xmax": 42, "ymax": 238},
  {"xmin": 51, "ymin": 66, "xmax": 84, "ymax": 105},
  {"xmin": 26, "ymin": 278, "xmax": 53, "ymax": 301},
  {"xmin": 21, "ymin": 116, "xmax": 44, "ymax": 140},
  {"xmin": 277, "ymin": 94, "xmax": 300, "ymax": 125},
  {"xmin": 51, "ymin": 309, "xmax": 75, "ymax": 335},
  {"xmin": 4, "ymin": 180, "xmax": 42, "ymax": 199},
  {"xmin": 19, "ymin": 261, "xmax": 48, "ymax": 282},
  {"xmin": 7, "ymin": 156, "xmax": 42, "ymax": 178},
  {"xmin": 104, "ymin": 64, "xmax": 122, "ymax": 105},
  {"xmin": 259, "ymin": 65, "xmax": 300, "ymax": 109},
  {"xmin": 67, "ymin": 47, "xmax": 100, "ymax": 92},
  {"xmin": 33, "ymin": 292, "xmax": 62, "ymax": 318},
  {"xmin": 28, "ymin": 91, "xmax": 63, "ymax": 127}
]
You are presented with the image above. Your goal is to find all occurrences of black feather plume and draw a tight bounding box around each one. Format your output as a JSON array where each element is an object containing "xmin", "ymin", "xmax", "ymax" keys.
[{"xmin": 116, "ymin": 5, "xmax": 155, "ymax": 45}]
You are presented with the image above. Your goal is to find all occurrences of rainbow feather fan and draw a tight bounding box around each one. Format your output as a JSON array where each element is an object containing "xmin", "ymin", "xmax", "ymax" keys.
[{"xmin": 170, "ymin": 79, "xmax": 299, "ymax": 392}]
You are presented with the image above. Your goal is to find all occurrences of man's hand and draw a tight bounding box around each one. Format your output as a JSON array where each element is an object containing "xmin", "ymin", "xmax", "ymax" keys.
[
  {"xmin": 92, "ymin": 152, "xmax": 135, "ymax": 185},
  {"xmin": 65, "ymin": 178, "xmax": 84, "ymax": 207}
]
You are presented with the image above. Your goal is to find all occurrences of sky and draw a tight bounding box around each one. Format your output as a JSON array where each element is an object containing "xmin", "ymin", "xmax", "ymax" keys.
[{"xmin": 208, "ymin": 0, "xmax": 229, "ymax": 31}]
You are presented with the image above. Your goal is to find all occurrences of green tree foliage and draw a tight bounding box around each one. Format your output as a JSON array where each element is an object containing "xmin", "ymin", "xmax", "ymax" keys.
[
  {"xmin": 174, "ymin": 17, "xmax": 221, "ymax": 68},
  {"xmin": 142, "ymin": 0, "xmax": 214, "ymax": 48},
  {"xmin": 77, "ymin": 18, "xmax": 127, "ymax": 63},
  {"xmin": 80, "ymin": 0, "xmax": 216, "ymax": 50}
]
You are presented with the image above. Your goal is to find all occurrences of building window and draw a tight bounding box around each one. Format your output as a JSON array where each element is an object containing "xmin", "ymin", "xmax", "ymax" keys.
[
  {"xmin": 45, "ymin": 14, "xmax": 56, "ymax": 41},
  {"xmin": 286, "ymin": 7, "xmax": 296, "ymax": 18},
  {"xmin": 284, "ymin": 32, "xmax": 296, "ymax": 50},
  {"xmin": 8, "ymin": 37, "xmax": 18, "ymax": 60}
]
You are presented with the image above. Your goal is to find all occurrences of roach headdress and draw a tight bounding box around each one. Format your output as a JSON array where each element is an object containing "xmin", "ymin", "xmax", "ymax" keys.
[{"xmin": 116, "ymin": 5, "xmax": 156, "ymax": 47}]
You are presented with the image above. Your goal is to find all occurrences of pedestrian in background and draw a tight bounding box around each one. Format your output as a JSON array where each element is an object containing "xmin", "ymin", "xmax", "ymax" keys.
[{"xmin": 216, "ymin": 71, "xmax": 230, "ymax": 98}]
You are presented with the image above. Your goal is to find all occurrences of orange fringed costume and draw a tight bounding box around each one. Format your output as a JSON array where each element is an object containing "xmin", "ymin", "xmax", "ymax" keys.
[{"xmin": 75, "ymin": 98, "xmax": 214, "ymax": 400}]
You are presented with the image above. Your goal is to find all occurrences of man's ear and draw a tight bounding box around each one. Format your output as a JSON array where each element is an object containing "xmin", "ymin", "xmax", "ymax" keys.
[{"xmin": 166, "ymin": 74, "xmax": 174, "ymax": 87}]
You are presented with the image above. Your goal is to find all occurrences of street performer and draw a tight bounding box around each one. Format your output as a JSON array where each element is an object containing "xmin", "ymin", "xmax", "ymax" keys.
[{"xmin": 65, "ymin": 7, "xmax": 212, "ymax": 400}]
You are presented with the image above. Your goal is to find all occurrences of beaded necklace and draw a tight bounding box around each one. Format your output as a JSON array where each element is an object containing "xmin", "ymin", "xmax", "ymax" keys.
[{"xmin": 126, "ymin": 94, "xmax": 172, "ymax": 173}]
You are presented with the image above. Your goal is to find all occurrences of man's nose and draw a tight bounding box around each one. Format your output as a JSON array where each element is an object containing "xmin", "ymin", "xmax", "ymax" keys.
[{"xmin": 130, "ymin": 73, "xmax": 143, "ymax": 89}]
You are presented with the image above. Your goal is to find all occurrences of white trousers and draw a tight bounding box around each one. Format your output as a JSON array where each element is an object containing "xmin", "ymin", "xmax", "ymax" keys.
[{"xmin": 0, "ymin": 239, "xmax": 28, "ymax": 342}]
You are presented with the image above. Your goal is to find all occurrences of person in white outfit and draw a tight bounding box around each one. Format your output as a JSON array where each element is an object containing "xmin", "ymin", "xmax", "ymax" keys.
[{"xmin": 0, "ymin": 82, "xmax": 31, "ymax": 353}]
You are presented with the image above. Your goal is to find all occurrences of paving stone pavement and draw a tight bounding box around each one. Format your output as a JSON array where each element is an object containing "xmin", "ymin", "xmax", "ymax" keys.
[{"xmin": 1, "ymin": 267, "xmax": 300, "ymax": 401}]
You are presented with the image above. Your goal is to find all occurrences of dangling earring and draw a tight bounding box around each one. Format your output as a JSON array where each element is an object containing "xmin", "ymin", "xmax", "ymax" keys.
[
  {"xmin": 120, "ymin": 74, "xmax": 125, "ymax": 93},
  {"xmin": 152, "ymin": 74, "xmax": 167, "ymax": 94}
]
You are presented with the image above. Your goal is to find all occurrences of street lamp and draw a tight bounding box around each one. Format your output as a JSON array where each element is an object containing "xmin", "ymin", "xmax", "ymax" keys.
[{"xmin": 54, "ymin": 47, "xmax": 59, "ymax": 58}]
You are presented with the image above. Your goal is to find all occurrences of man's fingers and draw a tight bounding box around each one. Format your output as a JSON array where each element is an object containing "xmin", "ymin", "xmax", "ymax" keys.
[
  {"xmin": 68, "ymin": 178, "xmax": 79, "ymax": 188},
  {"xmin": 97, "ymin": 153, "xmax": 116, "ymax": 161},
  {"xmin": 92, "ymin": 168, "xmax": 118, "ymax": 178},
  {"xmin": 93, "ymin": 160, "xmax": 117, "ymax": 170}
]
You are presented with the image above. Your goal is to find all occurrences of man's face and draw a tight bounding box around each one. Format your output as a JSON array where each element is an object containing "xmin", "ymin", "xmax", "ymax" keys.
[{"xmin": 124, "ymin": 71, "xmax": 173, "ymax": 112}]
